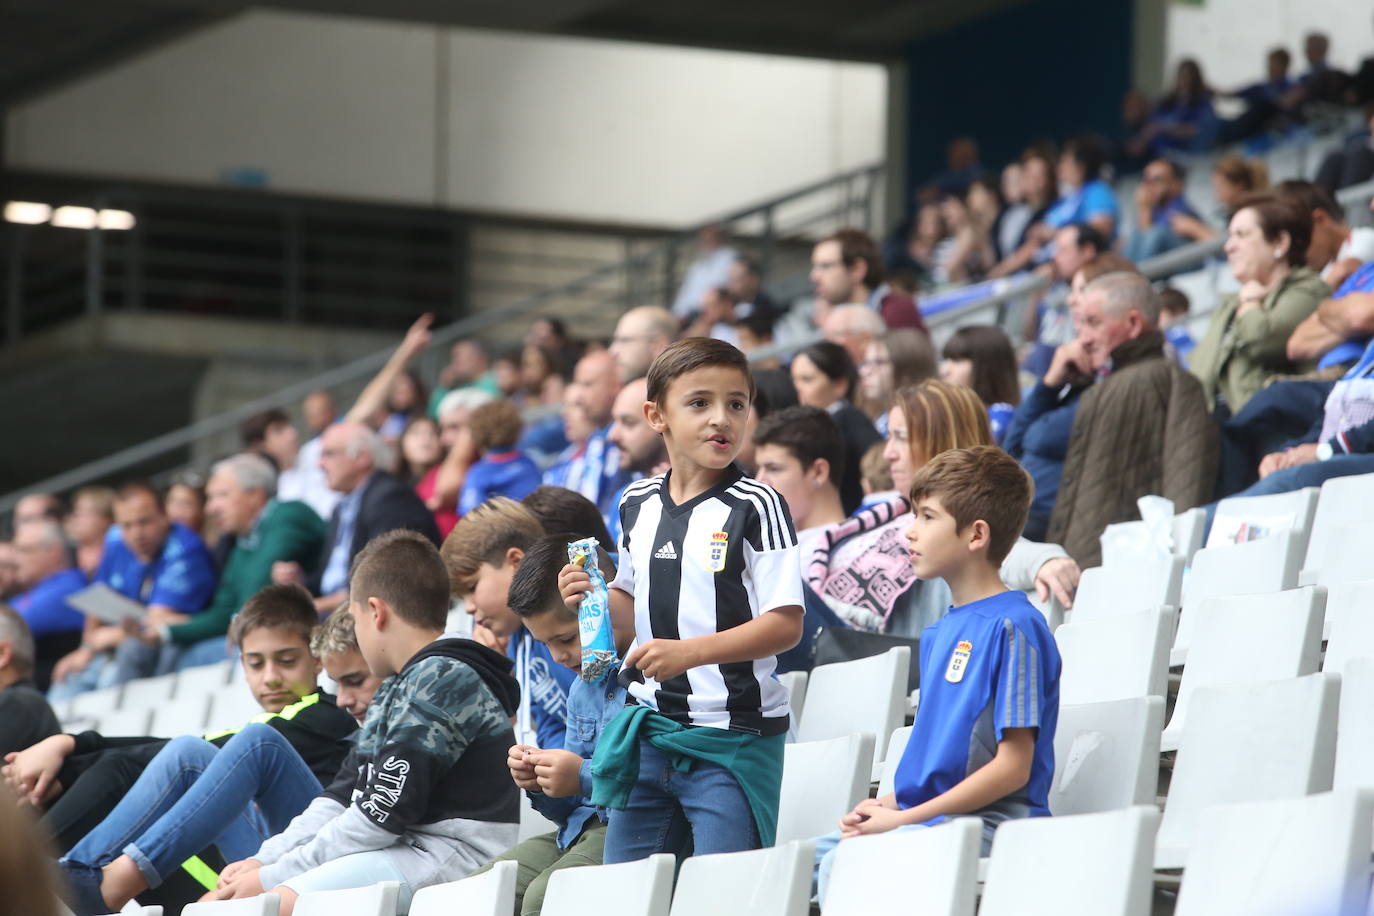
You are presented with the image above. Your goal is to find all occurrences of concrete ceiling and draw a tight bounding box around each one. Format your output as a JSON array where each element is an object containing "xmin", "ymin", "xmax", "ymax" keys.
[{"xmin": 0, "ymin": 0, "xmax": 1027, "ymax": 107}]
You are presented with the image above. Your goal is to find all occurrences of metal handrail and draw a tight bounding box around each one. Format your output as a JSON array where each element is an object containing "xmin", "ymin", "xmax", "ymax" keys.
[{"xmin": 0, "ymin": 162, "xmax": 884, "ymax": 514}]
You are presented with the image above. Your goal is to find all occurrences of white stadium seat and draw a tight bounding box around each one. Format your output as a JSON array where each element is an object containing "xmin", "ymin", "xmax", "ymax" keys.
[
  {"xmin": 776, "ymin": 732, "xmax": 874, "ymax": 845},
  {"xmin": 669, "ymin": 841, "xmax": 814, "ymax": 916},
  {"xmin": 1205, "ymin": 486, "xmax": 1319, "ymax": 553},
  {"xmin": 876, "ymin": 726, "xmax": 912, "ymax": 798},
  {"xmin": 822, "ymin": 818, "xmax": 980, "ymax": 916},
  {"xmin": 797, "ymin": 648, "xmax": 908, "ymax": 775},
  {"xmin": 518, "ymin": 795, "xmax": 559, "ymax": 843},
  {"xmin": 1333, "ymin": 657, "xmax": 1374, "ymax": 792},
  {"xmin": 1055, "ymin": 606, "xmax": 1174, "ymax": 705},
  {"xmin": 1069, "ymin": 554, "xmax": 1184, "ymax": 623},
  {"xmin": 182, "ymin": 895, "xmax": 280, "ymax": 915},
  {"xmin": 408, "ymin": 861, "xmax": 516, "ymax": 916},
  {"xmin": 293, "ymin": 882, "xmax": 399, "ymax": 916},
  {"xmin": 1051, "ymin": 697, "xmax": 1164, "ymax": 817},
  {"xmin": 1321, "ymin": 579, "xmax": 1374, "ymax": 664},
  {"xmin": 542, "ymin": 854, "xmax": 674, "ymax": 916},
  {"xmin": 1302, "ymin": 473, "xmax": 1374, "ymax": 583}
]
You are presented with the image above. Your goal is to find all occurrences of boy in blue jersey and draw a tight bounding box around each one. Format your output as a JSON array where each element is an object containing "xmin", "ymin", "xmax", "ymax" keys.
[
  {"xmin": 813, "ymin": 445, "xmax": 1061, "ymax": 904},
  {"xmin": 442, "ymin": 498, "xmax": 576, "ymax": 751}
]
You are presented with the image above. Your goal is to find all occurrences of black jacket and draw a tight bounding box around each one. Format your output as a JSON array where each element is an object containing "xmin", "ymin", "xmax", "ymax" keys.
[{"xmin": 310, "ymin": 472, "xmax": 441, "ymax": 594}]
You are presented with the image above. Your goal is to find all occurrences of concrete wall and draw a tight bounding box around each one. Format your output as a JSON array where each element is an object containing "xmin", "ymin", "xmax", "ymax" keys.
[{"xmin": 4, "ymin": 10, "xmax": 886, "ymax": 227}]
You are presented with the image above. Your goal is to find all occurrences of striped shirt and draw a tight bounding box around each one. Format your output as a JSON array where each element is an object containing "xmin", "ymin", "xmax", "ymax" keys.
[{"xmin": 608, "ymin": 465, "xmax": 802, "ymax": 736}]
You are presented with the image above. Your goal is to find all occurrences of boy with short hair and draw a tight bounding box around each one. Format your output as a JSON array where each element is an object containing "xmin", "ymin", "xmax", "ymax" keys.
[
  {"xmin": 460, "ymin": 402, "xmax": 544, "ymax": 515},
  {"xmin": 211, "ymin": 530, "xmax": 521, "ymax": 915},
  {"xmin": 442, "ymin": 498, "xmax": 577, "ymax": 751},
  {"xmin": 473, "ymin": 535, "xmax": 629, "ymax": 916},
  {"xmin": 812, "ymin": 445, "xmax": 1061, "ymax": 903},
  {"xmin": 560, "ymin": 337, "xmax": 804, "ymax": 862},
  {"xmin": 57, "ymin": 601, "xmax": 379, "ymax": 915},
  {"xmin": 1158, "ymin": 286, "xmax": 1196, "ymax": 366},
  {"xmin": 858, "ymin": 441, "xmax": 897, "ymax": 509}
]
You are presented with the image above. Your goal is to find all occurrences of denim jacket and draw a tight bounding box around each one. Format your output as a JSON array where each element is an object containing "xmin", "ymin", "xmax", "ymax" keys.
[{"xmin": 528, "ymin": 666, "xmax": 627, "ymax": 848}]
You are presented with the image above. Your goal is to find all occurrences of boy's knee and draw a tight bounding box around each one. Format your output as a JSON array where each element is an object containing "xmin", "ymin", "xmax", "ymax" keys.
[{"xmin": 163, "ymin": 734, "xmax": 217, "ymax": 764}]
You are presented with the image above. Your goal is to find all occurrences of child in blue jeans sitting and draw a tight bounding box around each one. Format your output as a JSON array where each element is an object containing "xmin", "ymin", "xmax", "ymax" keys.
[{"xmin": 814, "ymin": 445, "xmax": 1061, "ymax": 905}]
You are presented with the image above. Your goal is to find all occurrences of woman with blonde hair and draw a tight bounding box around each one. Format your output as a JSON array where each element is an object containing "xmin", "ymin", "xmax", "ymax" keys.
[
  {"xmin": 1170, "ymin": 154, "xmax": 1270, "ymax": 244},
  {"xmin": 805, "ymin": 379, "xmax": 1079, "ymax": 635}
]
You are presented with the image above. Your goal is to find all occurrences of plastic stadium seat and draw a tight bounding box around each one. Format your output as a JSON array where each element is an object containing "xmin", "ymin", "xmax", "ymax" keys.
[
  {"xmin": 518, "ymin": 796, "xmax": 559, "ymax": 843},
  {"xmin": 1155, "ymin": 673, "xmax": 1339, "ymax": 869},
  {"xmin": 822, "ymin": 818, "xmax": 980, "ymax": 916},
  {"xmin": 775, "ymin": 670, "xmax": 807, "ymax": 721},
  {"xmin": 96, "ymin": 708, "xmax": 151, "ymax": 736},
  {"xmin": 775, "ymin": 733, "xmax": 874, "ymax": 845},
  {"xmin": 797, "ymin": 648, "xmax": 908, "ymax": 774},
  {"xmin": 117, "ymin": 905, "xmax": 164, "ymax": 916},
  {"xmin": 176, "ymin": 660, "xmax": 235, "ymax": 699},
  {"xmin": 980, "ymin": 806, "xmax": 1158, "ymax": 916},
  {"xmin": 408, "ymin": 861, "xmax": 516, "ymax": 916},
  {"xmin": 182, "ymin": 895, "xmax": 280, "ymax": 915},
  {"xmin": 1205, "ymin": 487, "xmax": 1319, "ymax": 553},
  {"xmin": 1299, "ymin": 521, "xmax": 1374, "ymax": 590},
  {"xmin": 121, "ymin": 674, "xmax": 180, "ymax": 711},
  {"xmin": 1302, "ymin": 473, "xmax": 1374, "ymax": 581},
  {"xmin": 1050, "ymin": 697, "xmax": 1164, "ymax": 817},
  {"xmin": 1333, "ymin": 657, "xmax": 1374, "ymax": 792},
  {"xmin": 1160, "ymin": 588, "xmax": 1324, "ymax": 752},
  {"xmin": 68, "ymin": 686, "xmax": 124, "ymax": 720},
  {"xmin": 1173, "ymin": 790, "xmax": 1374, "ymax": 916},
  {"xmin": 876, "ymin": 726, "xmax": 912, "ymax": 797},
  {"xmin": 1069, "ymin": 554, "xmax": 1184, "ymax": 624},
  {"xmin": 1055, "ymin": 607, "xmax": 1174, "ymax": 705},
  {"xmin": 150, "ymin": 693, "xmax": 212, "ymax": 738},
  {"xmin": 1322, "ymin": 579, "xmax": 1374, "ymax": 671},
  {"xmin": 541, "ymin": 854, "xmax": 674, "ymax": 916},
  {"xmin": 292, "ymin": 882, "xmax": 399, "ymax": 916},
  {"xmin": 1170, "ymin": 532, "xmax": 1303, "ymax": 666},
  {"xmin": 668, "ymin": 841, "xmax": 814, "ymax": 916},
  {"xmin": 207, "ymin": 689, "xmax": 269, "ymax": 732}
]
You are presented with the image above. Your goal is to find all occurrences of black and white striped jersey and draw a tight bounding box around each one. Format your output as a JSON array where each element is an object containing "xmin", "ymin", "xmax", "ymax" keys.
[{"xmin": 608, "ymin": 464, "xmax": 803, "ymax": 736}]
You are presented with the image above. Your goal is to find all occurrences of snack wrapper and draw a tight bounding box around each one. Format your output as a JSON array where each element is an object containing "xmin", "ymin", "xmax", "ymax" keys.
[{"xmin": 569, "ymin": 537, "xmax": 617, "ymax": 682}]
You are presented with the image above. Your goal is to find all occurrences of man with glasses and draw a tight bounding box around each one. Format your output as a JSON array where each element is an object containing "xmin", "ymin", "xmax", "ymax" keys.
[{"xmin": 1125, "ymin": 158, "xmax": 1198, "ymax": 261}]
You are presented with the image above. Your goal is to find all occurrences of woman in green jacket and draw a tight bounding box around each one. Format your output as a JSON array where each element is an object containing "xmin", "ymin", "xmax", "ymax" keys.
[{"xmin": 1190, "ymin": 192, "xmax": 1331, "ymax": 416}]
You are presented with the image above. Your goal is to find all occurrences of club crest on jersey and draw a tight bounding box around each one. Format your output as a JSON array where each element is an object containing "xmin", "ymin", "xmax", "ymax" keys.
[
  {"xmin": 945, "ymin": 640, "xmax": 973, "ymax": 683},
  {"xmin": 704, "ymin": 531, "xmax": 729, "ymax": 572}
]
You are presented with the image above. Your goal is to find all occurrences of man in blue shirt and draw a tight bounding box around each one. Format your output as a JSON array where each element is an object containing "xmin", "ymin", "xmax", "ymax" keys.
[
  {"xmin": 1125, "ymin": 159, "xmax": 1200, "ymax": 261},
  {"xmin": 542, "ymin": 351, "xmax": 632, "ymax": 528},
  {"xmin": 11, "ymin": 519, "xmax": 87, "ymax": 691},
  {"xmin": 1286, "ymin": 258, "xmax": 1374, "ymax": 371},
  {"xmin": 49, "ymin": 482, "xmax": 218, "ymax": 700}
]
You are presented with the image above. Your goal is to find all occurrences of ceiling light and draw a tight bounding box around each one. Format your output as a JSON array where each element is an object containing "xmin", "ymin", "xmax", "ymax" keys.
[
  {"xmin": 4, "ymin": 201, "xmax": 51, "ymax": 224},
  {"xmin": 97, "ymin": 209, "xmax": 136, "ymax": 231},
  {"xmin": 50, "ymin": 206, "xmax": 98, "ymax": 229}
]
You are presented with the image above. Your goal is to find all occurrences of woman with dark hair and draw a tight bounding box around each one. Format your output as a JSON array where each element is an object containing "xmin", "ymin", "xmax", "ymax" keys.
[
  {"xmin": 1191, "ymin": 193, "xmax": 1330, "ymax": 416},
  {"xmin": 857, "ymin": 329, "xmax": 938, "ymax": 433},
  {"xmin": 1143, "ymin": 58, "xmax": 1220, "ymax": 156},
  {"xmin": 1043, "ymin": 135, "xmax": 1120, "ymax": 239},
  {"xmin": 377, "ymin": 369, "xmax": 427, "ymax": 443},
  {"xmin": 789, "ymin": 341, "xmax": 882, "ymax": 513},
  {"xmin": 940, "ymin": 325, "xmax": 1023, "ymax": 444}
]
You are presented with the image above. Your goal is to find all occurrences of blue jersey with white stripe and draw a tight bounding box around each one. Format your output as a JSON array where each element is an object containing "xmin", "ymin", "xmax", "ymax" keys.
[{"xmin": 894, "ymin": 590, "xmax": 1060, "ymax": 821}]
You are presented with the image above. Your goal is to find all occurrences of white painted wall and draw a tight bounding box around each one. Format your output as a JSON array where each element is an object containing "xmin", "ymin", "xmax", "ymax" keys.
[
  {"xmin": 1165, "ymin": 0, "xmax": 1372, "ymax": 90},
  {"xmin": 4, "ymin": 10, "xmax": 886, "ymax": 226}
]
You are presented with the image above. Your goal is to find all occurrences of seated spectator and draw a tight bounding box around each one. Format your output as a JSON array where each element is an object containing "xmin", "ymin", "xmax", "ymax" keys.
[
  {"xmin": 1136, "ymin": 58, "xmax": 1219, "ymax": 157},
  {"xmin": 480, "ymin": 536, "xmax": 629, "ymax": 916},
  {"xmin": 427, "ymin": 387, "xmax": 494, "ymax": 517},
  {"xmin": 753, "ymin": 406, "xmax": 849, "ymax": 560},
  {"xmin": 939, "ymin": 326, "xmax": 1021, "ymax": 445},
  {"xmin": 607, "ymin": 306, "xmax": 678, "ymax": 384},
  {"xmin": 1022, "ymin": 223, "xmax": 1110, "ymax": 377},
  {"xmin": 1191, "ymin": 193, "xmax": 1329, "ymax": 416},
  {"xmin": 520, "ymin": 487, "xmax": 614, "ymax": 551},
  {"xmin": 822, "ymin": 303, "xmax": 888, "ymax": 366},
  {"xmin": 163, "ymin": 475, "xmax": 208, "ymax": 542},
  {"xmin": 1217, "ymin": 47, "xmax": 1298, "ymax": 145},
  {"xmin": 393, "ymin": 417, "xmax": 455, "ymax": 538},
  {"xmin": 6, "ymin": 586, "xmax": 355, "ymax": 865},
  {"xmin": 50, "ymin": 482, "xmax": 217, "ymax": 699},
  {"xmin": 808, "ymin": 380, "xmax": 1076, "ymax": 635},
  {"xmin": 542, "ymin": 350, "xmax": 632, "ymax": 522},
  {"xmin": 54, "ymin": 591, "xmax": 364, "ymax": 916},
  {"xmin": 1043, "ymin": 136, "xmax": 1119, "ymax": 239},
  {"xmin": 429, "ymin": 337, "xmax": 501, "ymax": 418},
  {"xmin": 134, "ymin": 454, "xmax": 324, "ymax": 671},
  {"xmin": 1126, "ymin": 158, "xmax": 1201, "ymax": 261},
  {"xmin": 1287, "ymin": 259, "xmax": 1374, "ymax": 373},
  {"xmin": 1293, "ymin": 31, "xmax": 1350, "ymax": 107},
  {"xmin": 1169, "ymin": 154, "xmax": 1270, "ymax": 244},
  {"xmin": 812, "ymin": 446, "xmax": 1060, "ymax": 903},
  {"xmin": 525, "ymin": 317, "xmax": 583, "ymax": 381},
  {"xmin": 443, "ymin": 498, "xmax": 573, "ymax": 750},
  {"xmin": 937, "ymin": 189, "xmax": 996, "ymax": 283},
  {"xmin": 248, "ymin": 408, "xmax": 338, "ymax": 524},
  {"xmin": 344, "ymin": 315, "xmax": 435, "ymax": 442},
  {"xmin": 806, "ymin": 229, "xmax": 926, "ymax": 339},
  {"xmin": 275, "ymin": 423, "xmax": 440, "ymax": 615},
  {"xmin": 683, "ymin": 287, "xmax": 741, "ymax": 345},
  {"xmin": 0, "ymin": 604, "xmax": 60, "ymax": 758},
  {"xmin": 242, "ymin": 410, "xmax": 299, "ymax": 475},
  {"xmin": 1047, "ymin": 272, "xmax": 1218, "ymax": 566},
  {"xmin": 930, "ymin": 136, "xmax": 982, "ymax": 196},
  {"xmin": 987, "ymin": 149, "xmax": 1059, "ymax": 277},
  {"xmin": 1275, "ymin": 179, "xmax": 1374, "ymax": 289},
  {"xmin": 732, "ymin": 312, "xmax": 778, "ymax": 365},
  {"xmin": 789, "ymin": 341, "xmax": 883, "ymax": 514},
  {"xmin": 1006, "ymin": 253, "xmax": 1138, "ymax": 541},
  {"xmin": 967, "ymin": 174, "xmax": 1009, "ymax": 263},
  {"xmin": 670, "ymin": 224, "xmax": 737, "ymax": 321},
  {"xmin": 0, "ymin": 543, "xmax": 18, "ymax": 601},
  {"xmin": 10, "ymin": 520, "xmax": 85, "ymax": 691},
  {"xmin": 1353, "ymin": 18, "xmax": 1374, "ymax": 105},
  {"xmin": 520, "ymin": 344, "xmax": 567, "ymax": 409},
  {"xmin": 13, "ymin": 493, "xmax": 63, "ymax": 528},
  {"xmin": 604, "ymin": 377, "xmax": 667, "ymax": 543},
  {"xmin": 301, "ymin": 390, "xmax": 336, "ymax": 439},
  {"xmin": 65, "ymin": 488, "xmax": 114, "ymax": 581},
  {"xmin": 206, "ymin": 533, "xmax": 520, "ymax": 914},
  {"xmin": 459, "ymin": 402, "xmax": 543, "ymax": 516},
  {"xmin": 858, "ymin": 442, "xmax": 897, "ymax": 511},
  {"xmin": 857, "ymin": 328, "xmax": 938, "ymax": 434},
  {"xmin": 1314, "ymin": 105, "xmax": 1374, "ymax": 199},
  {"xmin": 725, "ymin": 256, "xmax": 780, "ymax": 323},
  {"xmin": 1159, "ymin": 287, "xmax": 1197, "ymax": 366}
]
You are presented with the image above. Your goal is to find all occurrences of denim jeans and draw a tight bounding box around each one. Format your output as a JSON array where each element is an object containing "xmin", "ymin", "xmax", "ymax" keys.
[
  {"xmin": 1203, "ymin": 452, "xmax": 1374, "ymax": 538},
  {"xmin": 63, "ymin": 724, "xmax": 321, "ymax": 887},
  {"xmin": 48, "ymin": 653, "xmax": 118, "ymax": 702},
  {"xmin": 601, "ymin": 739, "xmax": 758, "ymax": 865}
]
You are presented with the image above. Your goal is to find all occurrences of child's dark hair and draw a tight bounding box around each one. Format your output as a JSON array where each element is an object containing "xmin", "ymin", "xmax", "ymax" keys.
[
  {"xmin": 753, "ymin": 405, "xmax": 844, "ymax": 489},
  {"xmin": 908, "ymin": 445, "xmax": 1033, "ymax": 565},
  {"xmin": 860, "ymin": 442, "xmax": 893, "ymax": 493},
  {"xmin": 1159, "ymin": 286, "xmax": 1190, "ymax": 316},
  {"xmin": 521, "ymin": 486, "xmax": 613, "ymax": 548},
  {"xmin": 940, "ymin": 325, "xmax": 1021, "ymax": 408},
  {"xmin": 350, "ymin": 529, "xmax": 450, "ymax": 630},
  {"xmin": 229, "ymin": 584, "xmax": 318, "ymax": 648},
  {"xmin": 646, "ymin": 338, "xmax": 755, "ymax": 407},
  {"xmin": 795, "ymin": 341, "xmax": 858, "ymax": 401},
  {"xmin": 441, "ymin": 497, "xmax": 545, "ymax": 596},
  {"xmin": 752, "ymin": 368, "xmax": 798, "ymax": 422},
  {"xmin": 467, "ymin": 400, "xmax": 524, "ymax": 452},
  {"xmin": 508, "ymin": 535, "xmax": 617, "ymax": 621}
]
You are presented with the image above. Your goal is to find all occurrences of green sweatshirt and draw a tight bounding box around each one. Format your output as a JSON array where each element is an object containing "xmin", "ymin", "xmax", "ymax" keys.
[{"xmin": 169, "ymin": 500, "xmax": 326, "ymax": 645}]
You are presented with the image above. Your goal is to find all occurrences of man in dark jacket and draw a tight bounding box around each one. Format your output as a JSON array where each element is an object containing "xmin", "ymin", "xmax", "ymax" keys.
[
  {"xmin": 1047, "ymin": 271, "xmax": 1218, "ymax": 566},
  {"xmin": 275, "ymin": 422, "xmax": 440, "ymax": 614}
]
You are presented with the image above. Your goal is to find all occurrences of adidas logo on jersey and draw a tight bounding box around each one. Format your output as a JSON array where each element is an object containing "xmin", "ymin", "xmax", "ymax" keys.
[{"xmin": 654, "ymin": 541, "xmax": 678, "ymax": 560}]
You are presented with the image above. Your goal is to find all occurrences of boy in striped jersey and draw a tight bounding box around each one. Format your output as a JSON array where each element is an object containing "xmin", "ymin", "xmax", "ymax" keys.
[{"xmin": 559, "ymin": 338, "xmax": 804, "ymax": 863}]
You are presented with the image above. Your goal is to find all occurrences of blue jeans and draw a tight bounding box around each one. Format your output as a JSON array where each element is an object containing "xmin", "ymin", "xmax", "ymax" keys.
[
  {"xmin": 63, "ymin": 724, "xmax": 321, "ymax": 887},
  {"xmin": 48, "ymin": 653, "xmax": 118, "ymax": 702},
  {"xmin": 1204, "ymin": 452, "xmax": 1374, "ymax": 537},
  {"xmin": 601, "ymin": 739, "xmax": 758, "ymax": 864}
]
